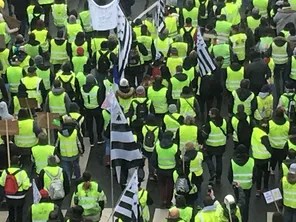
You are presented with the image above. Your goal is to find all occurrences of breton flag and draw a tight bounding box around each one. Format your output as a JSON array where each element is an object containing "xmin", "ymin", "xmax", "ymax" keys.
[
  {"xmin": 114, "ymin": 170, "xmax": 139, "ymax": 221},
  {"xmin": 32, "ymin": 179, "xmax": 41, "ymax": 204},
  {"xmin": 156, "ymin": 0, "xmax": 166, "ymax": 32},
  {"xmin": 117, "ymin": 6, "xmax": 132, "ymax": 79},
  {"xmin": 102, "ymin": 91, "xmax": 143, "ymax": 184},
  {"xmin": 196, "ymin": 28, "xmax": 217, "ymax": 76}
]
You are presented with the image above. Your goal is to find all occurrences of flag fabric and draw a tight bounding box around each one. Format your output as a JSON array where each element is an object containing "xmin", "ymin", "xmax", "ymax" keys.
[
  {"xmin": 156, "ymin": 0, "xmax": 166, "ymax": 32},
  {"xmin": 32, "ymin": 179, "xmax": 41, "ymax": 204},
  {"xmin": 196, "ymin": 28, "xmax": 217, "ymax": 76},
  {"xmin": 117, "ymin": 6, "xmax": 132, "ymax": 79},
  {"xmin": 102, "ymin": 91, "xmax": 143, "ymax": 183},
  {"xmin": 114, "ymin": 170, "xmax": 139, "ymax": 221},
  {"xmin": 88, "ymin": 0, "xmax": 117, "ymax": 30}
]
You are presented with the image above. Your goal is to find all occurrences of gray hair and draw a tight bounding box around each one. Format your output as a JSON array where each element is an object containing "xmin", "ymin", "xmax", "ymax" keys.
[{"xmin": 184, "ymin": 116, "xmax": 195, "ymax": 125}]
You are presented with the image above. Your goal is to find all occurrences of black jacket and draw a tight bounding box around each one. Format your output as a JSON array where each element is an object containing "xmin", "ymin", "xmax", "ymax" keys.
[{"xmin": 229, "ymin": 88, "xmax": 257, "ymax": 115}]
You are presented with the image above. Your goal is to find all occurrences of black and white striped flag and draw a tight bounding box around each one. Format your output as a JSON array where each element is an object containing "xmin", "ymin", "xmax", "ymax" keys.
[
  {"xmin": 156, "ymin": 0, "xmax": 166, "ymax": 32},
  {"xmin": 117, "ymin": 6, "xmax": 132, "ymax": 79},
  {"xmin": 114, "ymin": 170, "xmax": 139, "ymax": 221},
  {"xmin": 196, "ymin": 28, "xmax": 217, "ymax": 76},
  {"xmin": 102, "ymin": 91, "xmax": 143, "ymax": 184}
]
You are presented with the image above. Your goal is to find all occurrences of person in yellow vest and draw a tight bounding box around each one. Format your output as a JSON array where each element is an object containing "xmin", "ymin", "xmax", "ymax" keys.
[
  {"xmin": 268, "ymin": 107, "xmax": 290, "ymax": 175},
  {"xmin": 38, "ymin": 155, "xmax": 70, "ymax": 207},
  {"xmin": 169, "ymin": 65, "xmax": 191, "ymax": 104},
  {"xmin": 19, "ymin": 66, "xmax": 47, "ymax": 107},
  {"xmin": 37, "ymin": 0, "xmax": 54, "ymax": 27},
  {"xmin": 51, "ymin": 0, "xmax": 68, "ymax": 29},
  {"xmin": 246, "ymin": 8, "xmax": 261, "ymax": 33},
  {"xmin": 202, "ymin": 108, "xmax": 228, "ymax": 184},
  {"xmin": 56, "ymin": 116, "xmax": 84, "ymax": 181},
  {"xmin": 251, "ymin": 120, "xmax": 272, "ymax": 197},
  {"xmin": 152, "ymin": 131, "xmax": 180, "ymax": 208},
  {"xmin": 24, "ymin": 33, "xmax": 41, "ymax": 58},
  {"xmin": 181, "ymin": 0, "xmax": 198, "ymax": 27},
  {"xmin": 214, "ymin": 15, "xmax": 232, "ymax": 44},
  {"xmin": 289, "ymin": 47, "xmax": 296, "ymax": 87},
  {"xmin": 166, "ymin": 48, "xmax": 183, "ymax": 76},
  {"xmin": 31, "ymin": 20, "xmax": 50, "ymax": 54},
  {"xmin": 0, "ymin": 46, "xmax": 10, "ymax": 78},
  {"xmin": 228, "ymin": 144, "xmax": 255, "ymax": 222},
  {"xmin": 44, "ymin": 79, "xmax": 71, "ymax": 115},
  {"xmin": 143, "ymin": 13, "xmax": 157, "ymax": 39},
  {"xmin": 73, "ymin": 171, "xmax": 107, "ymax": 221},
  {"xmin": 137, "ymin": 176, "xmax": 154, "ymax": 222},
  {"xmin": 72, "ymin": 47, "xmax": 88, "ymax": 74},
  {"xmin": 257, "ymin": 27, "xmax": 274, "ymax": 54},
  {"xmin": 171, "ymin": 35, "xmax": 188, "ymax": 60},
  {"xmin": 15, "ymin": 108, "xmax": 42, "ymax": 176},
  {"xmin": 71, "ymin": 32, "xmax": 89, "ymax": 58},
  {"xmin": 55, "ymin": 61, "xmax": 80, "ymax": 101},
  {"xmin": 35, "ymin": 55, "xmax": 52, "ymax": 92},
  {"xmin": 230, "ymin": 79, "xmax": 257, "ymax": 116},
  {"xmin": 164, "ymin": 207, "xmax": 185, "ymax": 222},
  {"xmin": 221, "ymin": 0, "xmax": 241, "ymax": 25},
  {"xmin": 154, "ymin": 29, "xmax": 173, "ymax": 59},
  {"xmin": 50, "ymin": 30, "xmax": 70, "ymax": 74},
  {"xmin": 0, "ymin": 156, "xmax": 31, "ymax": 222},
  {"xmin": 229, "ymin": 26, "xmax": 247, "ymax": 63},
  {"xmin": 277, "ymin": 81, "xmax": 296, "ymax": 121},
  {"xmin": 27, "ymin": 4, "xmax": 45, "ymax": 31},
  {"xmin": 224, "ymin": 55, "xmax": 244, "ymax": 97},
  {"xmin": 79, "ymin": 2, "xmax": 93, "ymax": 39},
  {"xmin": 177, "ymin": 86, "xmax": 200, "ymax": 120},
  {"xmin": 254, "ymin": 84, "xmax": 273, "ymax": 122},
  {"xmin": 282, "ymin": 149, "xmax": 296, "ymax": 177},
  {"xmin": 180, "ymin": 18, "xmax": 197, "ymax": 52},
  {"xmin": 165, "ymin": 7, "xmax": 179, "ymax": 40},
  {"xmin": 132, "ymin": 18, "xmax": 143, "ymax": 38},
  {"xmin": 137, "ymin": 25, "xmax": 156, "ymax": 75},
  {"xmin": 230, "ymin": 104, "xmax": 252, "ymax": 150},
  {"xmin": 169, "ymin": 195, "xmax": 193, "ymax": 222},
  {"xmin": 211, "ymin": 39, "xmax": 231, "ymax": 70},
  {"xmin": 81, "ymin": 74, "xmax": 105, "ymax": 146},
  {"xmin": 280, "ymin": 163, "xmax": 296, "ymax": 221},
  {"xmin": 29, "ymin": 189, "xmax": 64, "ymax": 221},
  {"xmin": 195, "ymin": 195, "xmax": 219, "ymax": 222},
  {"xmin": 0, "ymin": 64, "xmax": 8, "ymax": 103},
  {"xmin": 31, "ymin": 132, "xmax": 55, "ymax": 175},
  {"xmin": 116, "ymin": 78, "xmax": 135, "ymax": 116},
  {"xmin": 163, "ymin": 104, "xmax": 184, "ymax": 136},
  {"xmin": 90, "ymin": 31, "xmax": 108, "ymax": 56},
  {"xmin": 270, "ymin": 32, "xmax": 291, "ymax": 100},
  {"xmin": 66, "ymin": 15, "xmax": 83, "ymax": 44},
  {"xmin": 0, "ymin": 13, "xmax": 19, "ymax": 46}
]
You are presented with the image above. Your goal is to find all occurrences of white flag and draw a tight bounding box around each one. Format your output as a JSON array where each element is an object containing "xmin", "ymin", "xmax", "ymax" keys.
[{"xmin": 32, "ymin": 179, "xmax": 41, "ymax": 204}]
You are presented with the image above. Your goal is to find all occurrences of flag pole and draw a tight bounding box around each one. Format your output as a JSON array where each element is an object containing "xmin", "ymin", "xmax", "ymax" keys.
[{"xmin": 110, "ymin": 97, "xmax": 115, "ymax": 222}]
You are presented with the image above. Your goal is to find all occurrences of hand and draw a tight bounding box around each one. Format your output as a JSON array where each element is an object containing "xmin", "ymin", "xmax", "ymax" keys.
[
  {"xmin": 267, "ymin": 79, "xmax": 271, "ymax": 85},
  {"xmin": 208, "ymin": 189, "xmax": 215, "ymax": 200},
  {"xmin": 198, "ymin": 144, "xmax": 203, "ymax": 150}
]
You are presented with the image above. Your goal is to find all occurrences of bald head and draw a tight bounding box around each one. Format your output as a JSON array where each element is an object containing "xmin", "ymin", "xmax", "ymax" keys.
[{"xmin": 168, "ymin": 208, "xmax": 180, "ymax": 219}]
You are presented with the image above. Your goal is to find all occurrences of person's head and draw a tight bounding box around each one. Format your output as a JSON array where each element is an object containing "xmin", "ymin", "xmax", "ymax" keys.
[
  {"xmin": 69, "ymin": 102, "xmax": 80, "ymax": 113},
  {"xmin": 27, "ymin": 66, "xmax": 37, "ymax": 76},
  {"xmin": 215, "ymin": 56, "xmax": 224, "ymax": 67},
  {"xmin": 250, "ymin": 50, "xmax": 261, "ymax": 60},
  {"xmin": 82, "ymin": 171, "xmax": 92, "ymax": 190},
  {"xmin": 175, "ymin": 65, "xmax": 183, "ymax": 74},
  {"xmin": 34, "ymin": 55, "xmax": 44, "ymax": 66},
  {"xmin": 287, "ymin": 149, "xmax": 296, "ymax": 159},
  {"xmin": 68, "ymin": 15, "xmax": 77, "ymax": 24},
  {"xmin": 28, "ymin": 33, "xmax": 36, "ymax": 42},
  {"xmin": 36, "ymin": 19, "xmax": 45, "ymax": 30},
  {"xmin": 240, "ymin": 79, "xmax": 250, "ymax": 89},
  {"xmin": 146, "ymin": 113, "xmax": 156, "ymax": 125},
  {"xmin": 285, "ymin": 81, "xmax": 295, "ymax": 92},
  {"xmin": 168, "ymin": 104, "xmax": 177, "ymax": 114},
  {"xmin": 39, "ymin": 189, "xmax": 50, "ymax": 201},
  {"xmin": 53, "ymin": 79, "xmax": 62, "ymax": 89},
  {"xmin": 62, "ymin": 61, "xmax": 72, "ymax": 72},
  {"xmin": 56, "ymin": 30, "xmax": 64, "ymax": 39},
  {"xmin": 185, "ymin": 142, "xmax": 195, "ymax": 151},
  {"xmin": 48, "ymin": 210, "xmax": 59, "ymax": 220},
  {"xmin": 260, "ymin": 17, "xmax": 268, "ymax": 26},
  {"xmin": 235, "ymin": 144, "xmax": 248, "ymax": 157},
  {"xmin": 237, "ymin": 104, "xmax": 245, "ymax": 114},
  {"xmin": 170, "ymin": 47, "xmax": 178, "ymax": 57},
  {"xmin": 119, "ymin": 78, "xmax": 129, "ymax": 90},
  {"xmin": 209, "ymin": 107, "xmax": 220, "ymax": 119},
  {"xmin": 69, "ymin": 9, "xmax": 78, "ymax": 18},
  {"xmin": 289, "ymin": 163, "xmax": 296, "ymax": 175},
  {"xmin": 72, "ymin": 205, "xmax": 84, "ymax": 217},
  {"xmin": 136, "ymin": 86, "xmax": 146, "ymax": 97},
  {"xmin": 290, "ymin": 28, "xmax": 296, "ymax": 36},
  {"xmin": 272, "ymin": 212, "xmax": 284, "ymax": 222},
  {"xmin": 18, "ymin": 108, "xmax": 30, "ymax": 120},
  {"xmin": 278, "ymin": 32, "xmax": 285, "ymax": 38},
  {"xmin": 10, "ymin": 155, "xmax": 20, "ymax": 166},
  {"xmin": 75, "ymin": 32, "xmax": 85, "ymax": 42},
  {"xmin": 175, "ymin": 195, "xmax": 186, "ymax": 208},
  {"xmin": 185, "ymin": 17, "xmax": 192, "ymax": 25},
  {"xmin": 86, "ymin": 74, "xmax": 96, "ymax": 86},
  {"xmin": 203, "ymin": 195, "xmax": 214, "ymax": 206},
  {"xmin": 219, "ymin": 14, "xmax": 227, "ymax": 21},
  {"xmin": 184, "ymin": 115, "xmax": 195, "ymax": 125},
  {"xmin": 162, "ymin": 131, "xmax": 174, "ymax": 141},
  {"xmin": 154, "ymin": 75, "xmax": 163, "ymax": 86},
  {"xmin": 275, "ymin": 107, "xmax": 285, "ymax": 118},
  {"xmin": 76, "ymin": 46, "xmax": 84, "ymax": 56},
  {"xmin": 47, "ymin": 155, "xmax": 57, "ymax": 167},
  {"xmin": 38, "ymin": 132, "xmax": 48, "ymax": 145},
  {"xmin": 167, "ymin": 207, "xmax": 180, "ymax": 219},
  {"xmin": 252, "ymin": 7, "xmax": 259, "ymax": 16},
  {"xmin": 186, "ymin": 0, "xmax": 194, "ymax": 8},
  {"xmin": 141, "ymin": 24, "xmax": 148, "ymax": 36}
]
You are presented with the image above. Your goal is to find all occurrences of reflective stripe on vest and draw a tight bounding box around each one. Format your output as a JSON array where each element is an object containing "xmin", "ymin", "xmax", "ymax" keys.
[
  {"xmin": 190, "ymin": 152, "xmax": 203, "ymax": 176},
  {"xmin": 254, "ymin": 95, "xmax": 273, "ymax": 121},
  {"xmin": 232, "ymin": 158, "xmax": 254, "ymax": 189},
  {"xmin": 282, "ymin": 176, "xmax": 296, "ymax": 208},
  {"xmin": 137, "ymin": 35, "xmax": 153, "ymax": 61},
  {"xmin": 31, "ymin": 145, "xmax": 55, "ymax": 174},
  {"xmin": 50, "ymin": 40, "xmax": 69, "ymax": 63},
  {"xmin": 229, "ymin": 33, "xmax": 246, "ymax": 61},
  {"xmin": 32, "ymin": 203, "xmax": 54, "ymax": 222},
  {"xmin": 226, "ymin": 66, "xmax": 244, "ymax": 92},
  {"xmin": 66, "ymin": 23, "xmax": 83, "ymax": 43},
  {"xmin": 232, "ymin": 90, "xmax": 254, "ymax": 116},
  {"xmin": 79, "ymin": 10, "xmax": 93, "ymax": 32},
  {"xmin": 156, "ymin": 143, "xmax": 178, "ymax": 169},
  {"xmin": 171, "ymin": 77, "xmax": 190, "ymax": 100},
  {"xmin": 179, "ymin": 97, "xmax": 195, "ymax": 117},
  {"xmin": 81, "ymin": 86, "xmax": 99, "ymax": 109},
  {"xmin": 251, "ymin": 127, "xmax": 271, "ymax": 159},
  {"xmin": 139, "ymin": 189, "xmax": 150, "ymax": 221},
  {"xmin": 48, "ymin": 91, "xmax": 66, "ymax": 115},
  {"xmin": 165, "ymin": 16, "xmax": 178, "ymax": 38},
  {"xmin": 21, "ymin": 76, "xmax": 42, "ymax": 104},
  {"xmin": 36, "ymin": 68, "xmax": 51, "ymax": 90},
  {"xmin": 291, "ymin": 57, "xmax": 296, "ymax": 80},
  {"xmin": 147, "ymin": 87, "xmax": 168, "ymax": 113},
  {"xmin": 268, "ymin": 120, "xmax": 289, "ymax": 149},
  {"xmin": 15, "ymin": 119, "xmax": 38, "ymax": 147},
  {"xmin": 179, "ymin": 125, "xmax": 198, "ymax": 150},
  {"xmin": 182, "ymin": 7, "xmax": 198, "ymax": 27},
  {"xmin": 167, "ymin": 57, "xmax": 183, "ymax": 76},
  {"xmin": 206, "ymin": 120, "xmax": 227, "ymax": 146},
  {"xmin": 58, "ymin": 129, "xmax": 78, "ymax": 157},
  {"xmin": 272, "ymin": 42, "xmax": 288, "ymax": 64},
  {"xmin": 154, "ymin": 38, "xmax": 172, "ymax": 58},
  {"xmin": 213, "ymin": 43, "xmax": 230, "ymax": 68},
  {"xmin": 7, "ymin": 66, "xmax": 23, "ymax": 93}
]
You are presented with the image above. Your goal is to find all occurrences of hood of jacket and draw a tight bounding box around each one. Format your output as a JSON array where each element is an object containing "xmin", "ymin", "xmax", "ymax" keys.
[
  {"xmin": 52, "ymin": 87, "xmax": 65, "ymax": 96},
  {"xmin": 273, "ymin": 36, "xmax": 288, "ymax": 47},
  {"xmin": 278, "ymin": 7, "xmax": 296, "ymax": 14},
  {"xmin": 272, "ymin": 116, "xmax": 287, "ymax": 125},
  {"xmin": 287, "ymin": 172, "xmax": 296, "ymax": 184},
  {"xmin": 258, "ymin": 92, "xmax": 270, "ymax": 99},
  {"xmin": 229, "ymin": 63, "xmax": 242, "ymax": 71},
  {"xmin": 59, "ymin": 122, "xmax": 77, "ymax": 137},
  {"xmin": 54, "ymin": 39, "xmax": 66, "ymax": 46},
  {"xmin": 235, "ymin": 112, "xmax": 247, "ymax": 121},
  {"xmin": 210, "ymin": 116, "xmax": 224, "ymax": 127},
  {"xmin": 174, "ymin": 73, "xmax": 188, "ymax": 82},
  {"xmin": 232, "ymin": 153, "xmax": 249, "ymax": 166},
  {"xmin": 288, "ymin": 35, "xmax": 296, "ymax": 41},
  {"xmin": 185, "ymin": 149, "xmax": 198, "ymax": 161},
  {"xmin": 235, "ymin": 88, "xmax": 252, "ymax": 101},
  {"xmin": 0, "ymin": 102, "xmax": 13, "ymax": 120},
  {"xmin": 27, "ymin": 39, "xmax": 40, "ymax": 46},
  {"xmin": 160, "ymin": 138, "xmax": 174, "ymax": 148},
  {"xmin": 116, "ymin": 87, "xmax": 135, "ymax": 99}
]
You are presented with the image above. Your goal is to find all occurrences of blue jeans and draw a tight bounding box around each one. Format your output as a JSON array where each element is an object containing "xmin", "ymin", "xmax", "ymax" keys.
[
  {"xmin": 61, "ymin": 157, "xmax": 81, "ymax": 181},
  {"xmin": 105, "ymin": 137, "xmax": 110, "ymax": 156},
  {"xmin": 284, "ymin": 206, "xmax": 296, "ymax": 222}
]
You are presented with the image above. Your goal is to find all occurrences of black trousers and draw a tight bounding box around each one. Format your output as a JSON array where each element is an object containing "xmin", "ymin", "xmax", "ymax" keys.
[
  {"xmin": 6, "ymin": 197, "xmax": 25, "ymax": 222},
  {"xmin": 270, "ymin": 148, "xmax": 287, "ymax": 171},
  {"xmin": 125, "ymin": 65, "xmax": 144, "ymax": 88},
  {"xmin": 274, "ymin": 64, "xmax": 288, "ymax": 101},
  {"xmin": 41, "ymin": 3, "xmax": 52, "ymax": 27},
  {"xmin": 205, "ymin": 152, "xmax": 223, "ymax": 179},
  {"xmin": 85, "ymin": 108, "xmax": 104, "ymax": 144},
  {"xmin": 234, "ymin": 188, "xmax": 251, "ymax": 222},
  {"xmin": 255, "ymin": 160, "xmax": 270, "ymax": 190}
]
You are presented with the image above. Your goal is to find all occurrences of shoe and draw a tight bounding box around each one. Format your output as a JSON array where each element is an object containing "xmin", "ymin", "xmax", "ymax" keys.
[
  {"xmin": 270, "ymin": 169, "xmax": 275, "ymax": 175},
  {"xmin": 97, "ymin": 138, "xmax": 105, "ymax": 144},
  {"xmin": 256, "ymin": 190, "xmax": 261, "ymax": 197}
]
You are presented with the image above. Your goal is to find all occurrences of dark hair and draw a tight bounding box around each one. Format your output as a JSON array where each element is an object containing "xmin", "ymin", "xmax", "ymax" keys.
[
  {"xmin": 237, "ymin": 104, "xmax": 245, "ymax": 113},
  {"xmin": 48, "ymin": 210, "xmax": 59, "ymax": 219},
  {"xmin": 82, "ymin": 171, "xmax": 92, "ymax": 190},
  {"xmin": 69, "ymin": 9, "xmax": 78, "ymax": 18},
  {"xmin": 210, "ymin": 107, "xmax": 220, "ymax": 117},
  {"xmin": 141, "ymin": 24, "xmax": 148, "ymax": 35},
  {"xmin": 53, "ymin": 79, "xmax": 61, "ymax": 88},
  {"xmin": 38, "ymin": 132, "xmax": 48, "ymax": 145},
  {"xmin": 28, "ymin": 33, "xmax": 36, "ymax": 41},
  {"xmin": 18, "ymin": 109, "xmax": 30, "ymax": 120},
  {"xmin": 185, "ymin": 17, "xmax": 192, "ymax": 24},
  {"xmin": 175, "ymin": 195, "xmax": 186, "ymax": 208},
  {"xmin": 272, "ymin": 212, "xmax": 284, "ymax": 222},
  {"xmin": 288, "ymin": 149, "xmax": 296, "ymax": 159},
  {"xmin": 275, "ymin": 107, "xmax": 285, "ymax": 118},
  {"xmin": 10, "ymin": 156, "xmax": 19, "ymax": 165},
  {"xmin": 240, "ymin": 79, "xmax": 250, "ymax": 89},
  {"xmin": 57, "ymin": 30, "xmax": 64, "ymax": 38},
  {"xmin": 203, "ymin": 195, "xmax": 214, "ymax": 206}
]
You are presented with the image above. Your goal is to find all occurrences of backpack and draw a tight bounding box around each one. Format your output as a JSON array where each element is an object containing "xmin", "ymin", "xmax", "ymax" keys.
[
  {"xmin": 175, "ymin": 175, "xmax": 190, "ymax": 195},
  {"xmin": 285, "ymin": 94, "xmax": 296, "ymax": 120},
  {"xmin": 59, "ymin": 75, "xmax": 74, "ymax": 95},
  {"xmin": 134, "ymin": 99, "xmax": 149, "ymax": 122},
  {"xmin": 4, "ymin": 169, "xmax": 22, "ymax": 195},
  {"xmin": 128, "ymin": 48, "xmax": 140, "ymax": 65},
  {"xmin": 97, "ymin": 51, "xmax": 111, "ymax": 72},
  {"xmin": 183, "ymin": 27, "xmax": 194, "ymax": 51},
  {"xmin": 152, "ymin": 66, "xmax": 161, "ymax": 79},
  {"xmin": 44, "ymin": 168, "xmax": 65, "ymax": 200},
  {"xmin": 199, "ymin": 1, "xmax": 207, "ymax": 18},
  {"xmin": 144, "ymin": 126, "xmax": 158, "ymax": 149}
]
